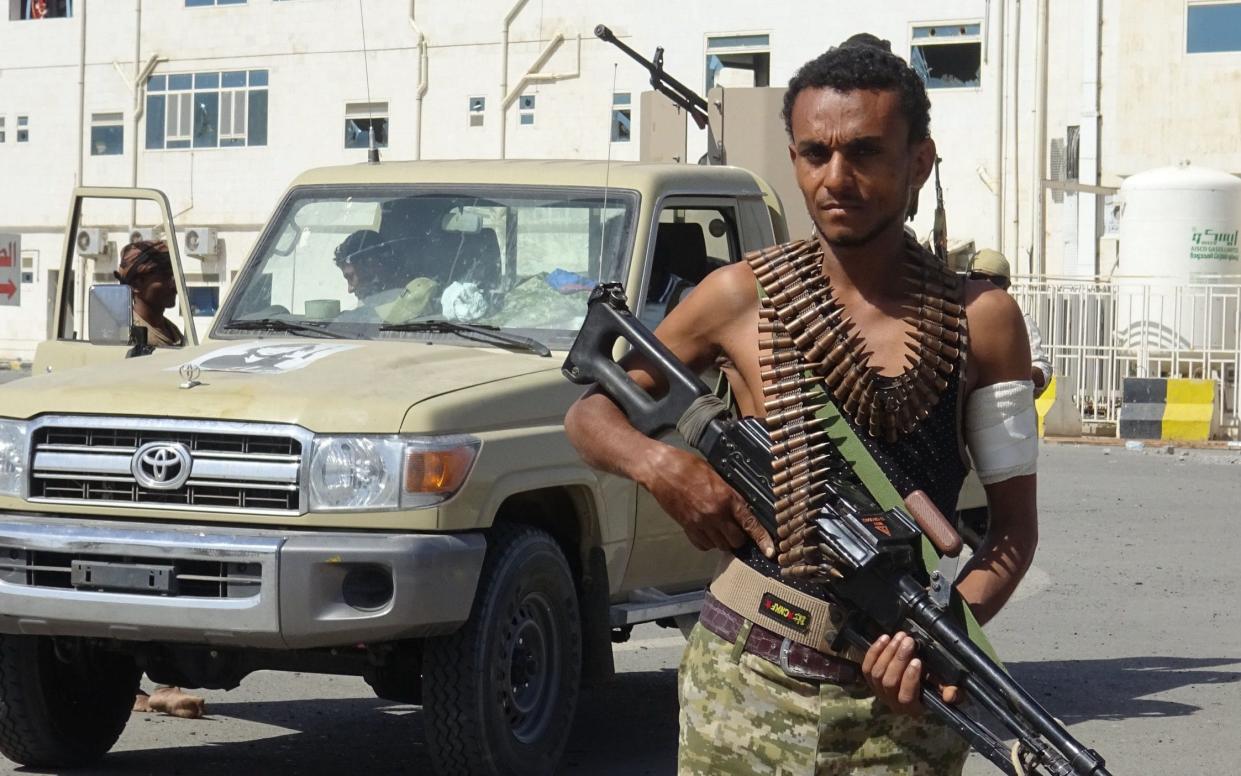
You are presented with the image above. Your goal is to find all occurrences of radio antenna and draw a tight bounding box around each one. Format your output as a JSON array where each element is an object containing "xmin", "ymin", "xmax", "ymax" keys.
[
  {"xmin": 357, "ymin": 0, "xmax": 379, "ymax": 164},
  {"xmin": 597, "ymin": 63, "xmax": 618, "ymax": 273}
]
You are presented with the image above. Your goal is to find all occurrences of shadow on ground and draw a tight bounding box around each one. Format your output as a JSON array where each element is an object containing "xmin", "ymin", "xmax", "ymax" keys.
[
  {"xmin": 1005, "ymin": 656, "xmax": 1241, "ymax": 722},
  {"xmin": 14, "ymin": 657, "xmax": 1234, "ymax": 774},
  {"xmin": 13, "ymin": 668, "xmax": 680, "ymax": 776}
]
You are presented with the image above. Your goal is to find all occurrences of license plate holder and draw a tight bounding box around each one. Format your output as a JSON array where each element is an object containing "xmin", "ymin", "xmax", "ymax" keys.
[{"xmin": 70, "ymin": 560, "xmax": 175, "ymax": 594}]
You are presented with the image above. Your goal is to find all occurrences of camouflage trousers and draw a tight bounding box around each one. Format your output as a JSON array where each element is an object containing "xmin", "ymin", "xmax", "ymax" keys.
[{"xmin": 677, "ymin": 623, "xmax": 969, "ymax": 776}]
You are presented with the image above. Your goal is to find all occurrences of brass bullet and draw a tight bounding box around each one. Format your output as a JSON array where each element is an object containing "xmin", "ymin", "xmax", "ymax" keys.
[
  {"xmin": 759, "ymin": 348, "xmax": 801, "ymax": 367},
  {"xmin": 765, "ymin": 389, "xmax": 823, "ymax": 414},
  {"xmin": 824, "ymin": 354, "xmax": 854, "ymax": 389},
  {"xmin": 773, "ymin": 472, "xmax": 813, "ymax": 499},
  {"xmin": 910, "ymin": 293, "xmax": 965, "ymax": 317},
  {"xmin": 765, "ymin": 400, "xmax": 827, "ymax": 427},
  {"xmin": 760, "ymin": 361, "xmax": 819, "ymax": 382},
  {"xmin": 763, "ymin": 374, "xmax": 820, "ymax": 397},
  {"xmin": 769, "ymin": 430, "xmax": 830, "ymax": 456},
  {"xmin": 787, "ymin": 286, "xmax": 831, "ymax": 314},
  {"xmin": 773, "ymin": 460, "xmax": 811, "ymax": 486},
  {"xmin": 915, "ymin": 332, "xmax": 960, "ymax": 361},
  {"xmin": 760, "ymin": 335, "xmax": 796, "ymax": 351}
]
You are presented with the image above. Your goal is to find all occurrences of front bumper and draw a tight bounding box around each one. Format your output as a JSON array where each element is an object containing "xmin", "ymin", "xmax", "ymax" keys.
[{"xmin": 0, "ymin": 514, "xmax": 486, "ymax": 649}]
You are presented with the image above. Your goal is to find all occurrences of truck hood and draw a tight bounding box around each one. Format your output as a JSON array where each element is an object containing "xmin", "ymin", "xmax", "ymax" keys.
[{"xmin": 4, "ymin": 339, "xmax": 558, "ymax": 433}]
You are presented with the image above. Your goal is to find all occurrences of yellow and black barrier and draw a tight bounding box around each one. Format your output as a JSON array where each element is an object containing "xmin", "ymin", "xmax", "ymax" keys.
[{"xmin": 1118, "ymin": 377, "xmax": 1215, "ymax": 441}]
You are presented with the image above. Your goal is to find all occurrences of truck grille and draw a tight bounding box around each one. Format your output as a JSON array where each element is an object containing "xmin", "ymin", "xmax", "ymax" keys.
[
  {"xmin": 0, "ymin": 545, "xmax": 261, "ymax": 599},
  {"xmin": 27, "ymin": 419, "xmax": 306, "ymax": 515}
]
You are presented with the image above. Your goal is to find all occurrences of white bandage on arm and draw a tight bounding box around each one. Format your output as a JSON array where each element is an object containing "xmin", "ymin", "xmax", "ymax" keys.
[{"xmin": 965, "ymin": 380, "xmax": 1038, "ymax": 485}]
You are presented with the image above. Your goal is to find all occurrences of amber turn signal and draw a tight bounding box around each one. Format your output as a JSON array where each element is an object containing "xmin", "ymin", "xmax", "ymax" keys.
[{"xmin": 404, "ymin": 446, "xmax": 477, "ymax": 495}]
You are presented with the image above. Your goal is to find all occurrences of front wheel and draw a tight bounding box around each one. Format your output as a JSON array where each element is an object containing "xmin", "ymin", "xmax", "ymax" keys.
[
  {"xmin": 423, "ymin": 524, "xmax": 582, "ymax": 776},
  {"xmin": 0, "ymin": 635, "xmax": 140, "ymax": 768}
]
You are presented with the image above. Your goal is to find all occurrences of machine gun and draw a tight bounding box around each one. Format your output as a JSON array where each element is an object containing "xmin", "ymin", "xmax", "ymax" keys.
[
  {"xmin": 594, "ymin": 24, "xmax": 725, "ymax": 165},
  {"xmin": 562, "ymin": 283, "xmax": 1112, "ymax": 776},
  {"xmin": 594, "ymin": 24, "xmax": 709, "ymax": 130}
]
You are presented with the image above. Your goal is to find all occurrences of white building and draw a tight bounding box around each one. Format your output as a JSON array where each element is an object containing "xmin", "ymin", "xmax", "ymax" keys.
[{"xmin": 1, "ymin": 0, "xmax": 1238, "ymax": 359}]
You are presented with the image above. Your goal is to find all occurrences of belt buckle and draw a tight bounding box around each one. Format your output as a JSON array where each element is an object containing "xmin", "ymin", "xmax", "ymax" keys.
[{"xmin": 778, "ymin": 637, "xmax": 820, "ymax": 681}]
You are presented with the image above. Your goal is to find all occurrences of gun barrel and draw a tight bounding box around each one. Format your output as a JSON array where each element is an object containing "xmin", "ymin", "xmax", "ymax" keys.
[
  {"xmin": 593, "ymin": 23, "xmax": 709, "ymax": 126},
  {"xmin": 896, "ymin": 576, "xmax": 1111, "ymax": 775}
]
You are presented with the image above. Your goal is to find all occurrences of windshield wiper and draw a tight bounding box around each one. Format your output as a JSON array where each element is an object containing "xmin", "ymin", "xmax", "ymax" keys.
[
  {"xmin": 222, "ymin": 318, "xmax": 346, "ymax": 339},
  {"xmin": 380, "ymin": 320, "xmax": 551, "ymax": 357}
]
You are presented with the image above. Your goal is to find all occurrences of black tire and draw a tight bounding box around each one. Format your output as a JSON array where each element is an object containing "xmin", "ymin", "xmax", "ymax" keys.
[
  {"xmin": 424, "ymin": 524, "xmax": 582, "ymax": 776},
  {"xmin": 0, "ymin": 635, "xmax": 140, "ymax": 768}
]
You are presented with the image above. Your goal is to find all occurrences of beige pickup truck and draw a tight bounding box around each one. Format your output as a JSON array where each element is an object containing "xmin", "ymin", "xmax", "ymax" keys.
[{"xmin": 0, "ymin": 161, "xmax": 792, "ymax": 775}]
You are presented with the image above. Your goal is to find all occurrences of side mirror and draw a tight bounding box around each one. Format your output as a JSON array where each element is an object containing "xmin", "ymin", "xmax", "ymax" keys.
[{"xmin": 87, "ymin": 284, "xmax": 133, "ymax": 345}]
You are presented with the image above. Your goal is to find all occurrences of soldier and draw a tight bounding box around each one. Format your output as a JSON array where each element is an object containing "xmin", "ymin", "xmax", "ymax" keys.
[
  {"xmin": 114, "ymin": 240, "xmax": 184, "ymax": 348},
  {"xmin": 969, "ymin": 248, "xmax": 1054, "ymax": 398},
  {"xmin": 565, "ymin": 36, "xmax": 1039, "ymax": 774}
]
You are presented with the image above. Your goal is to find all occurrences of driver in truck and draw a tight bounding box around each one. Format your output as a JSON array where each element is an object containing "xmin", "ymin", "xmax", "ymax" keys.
[
  {"xmin": 334, "ymin": 228, "xmax": 438, "ymax": 323},
  {"xmin": 114, "ymin": 240, "xmax": 184, "ymax": 348}
]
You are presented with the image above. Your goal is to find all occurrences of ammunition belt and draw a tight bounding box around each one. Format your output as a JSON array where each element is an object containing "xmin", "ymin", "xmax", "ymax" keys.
[{"xmin": 747, "ymin": 235, "xmax": 967, "ymax": 586}]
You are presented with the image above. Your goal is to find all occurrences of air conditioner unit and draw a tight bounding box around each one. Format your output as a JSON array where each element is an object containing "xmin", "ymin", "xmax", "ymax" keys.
[
  {"xmin": 126, "ymin": 227, "xmax": 159, "ymax": 246},
  {"xmin": 74, "ymin": 228, "xmax": 108, "ymax": 258},
  {"xmin": 180, "ymin": 227, "xmax": 217, "ymax": 259}
]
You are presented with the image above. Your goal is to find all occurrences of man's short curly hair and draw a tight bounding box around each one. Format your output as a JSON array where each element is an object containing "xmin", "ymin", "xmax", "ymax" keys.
[{"xmin": 781, "ymin": 34, "xmax": 931, "ymax": 143}]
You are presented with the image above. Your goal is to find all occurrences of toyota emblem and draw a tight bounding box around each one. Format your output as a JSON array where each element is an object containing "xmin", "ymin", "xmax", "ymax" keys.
[
  {"xmin": 131, "ymin": 442, "xmax": 193, "ymax": 491},
  {"xmin": 178, "ymin": 363, "xmax": 202, "ymax": 389}
]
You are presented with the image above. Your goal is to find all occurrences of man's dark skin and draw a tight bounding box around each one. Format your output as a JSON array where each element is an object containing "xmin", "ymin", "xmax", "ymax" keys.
[
  {"xmin": 565, "ymin": 85, "xmax": 1038, "ymax": 715},
  {"xmin": 119, "ymin": 243, "xmax": 182, "ymax": 347},
  {"xmin": 131, "ymin": 265, "xmax": 177, "ymax": 330}
]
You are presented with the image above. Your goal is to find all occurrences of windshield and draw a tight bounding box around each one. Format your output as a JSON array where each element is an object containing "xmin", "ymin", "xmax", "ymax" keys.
[{"xmin": 218, "ymin": 185, "xmax": 637, "ymax": 346}]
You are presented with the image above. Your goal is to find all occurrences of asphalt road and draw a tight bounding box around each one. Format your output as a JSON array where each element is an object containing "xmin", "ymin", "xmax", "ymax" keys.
[{"xmin": 0, "ymin": 420, "xmax": 1237, "ymax": 773}]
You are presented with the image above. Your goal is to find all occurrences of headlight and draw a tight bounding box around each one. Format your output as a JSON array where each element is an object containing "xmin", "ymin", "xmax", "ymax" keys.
[
  {"xmin": 0, "ymin": 420, "xmax": 28, "ymax": 498},
  {"xmin": 308, "ymin": 434, "xmax": 479, "ymax": 512}
]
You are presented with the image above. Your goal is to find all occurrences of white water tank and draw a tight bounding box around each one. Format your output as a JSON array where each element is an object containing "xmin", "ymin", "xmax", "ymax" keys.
[
  {"xmin": 1117, "ymin": 163, "xmax": 1241, "ymax": 282},
  {"xmin": 1114, "ymin": 164, "xmax": 1241, "ymax": 354}
]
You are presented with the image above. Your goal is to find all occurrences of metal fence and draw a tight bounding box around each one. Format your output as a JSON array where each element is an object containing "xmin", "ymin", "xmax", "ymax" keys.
[{"xmin": 1010, "ymin": 277, "xmax": 1241, "ymax": 439}]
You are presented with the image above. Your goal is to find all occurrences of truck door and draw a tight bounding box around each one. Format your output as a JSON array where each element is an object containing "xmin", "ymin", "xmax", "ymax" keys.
[
  {"xmin": 621, "ymin": 196, "xmax": 753, "ymax": 592},
  {"xmin": 33, "ymin": 188, "xmax": 198, "ymax": 375}
]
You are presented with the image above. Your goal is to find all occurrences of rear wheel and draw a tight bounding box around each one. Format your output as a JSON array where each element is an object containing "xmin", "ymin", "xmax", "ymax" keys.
[
  {"xmin": 423, "ymin": 524, "xmax": 582, "ymax": 776},
  {"xmin": 0, "ymin": 635, "xmax": 140, "ymax": 768}
]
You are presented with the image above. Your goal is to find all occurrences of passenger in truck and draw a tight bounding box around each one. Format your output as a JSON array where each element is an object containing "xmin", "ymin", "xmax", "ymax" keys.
[{"xmin": 114, "ymin": 240, "xmax": 185, "ymax": 348}]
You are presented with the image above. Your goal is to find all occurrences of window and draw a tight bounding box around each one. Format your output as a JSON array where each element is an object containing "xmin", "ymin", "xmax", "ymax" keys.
[
  {"xmin": 468, "ymin": 96, "xmax": 485, "ymax": 127},
  {"xmin": 10, "ymin": 0, "xmax": 72, "ymax": 20},
  {"xmin": 641, "ymin": 203, "xmax": 739, "ymax": 329},
  {"xmin": 1188, "ymin": 2, "xmax": 1241, "ymax": 53},
  {"xmin": 1065, "ymin": 125, "xmax": 1080, "ymax": 181},
  {"xmin": 146, "ymin": 70, "xmax": 267, "ymax": 150},
  {"xmin": 187, "ymin": 286, "xmax": 220, "ymax": 317},
  {"xmin": 344, "ymin": 102, "xmax": 388, "ymax": 149},
  {"xmin": 89, "ymin": 112, "xmax": 124, "ymax": 156},
  {"xmin": 610, "ymin": 92, "xmax": 631, "ymax": 143},
  {"xmin": 518, "ymin": 94, "xmax": 535, "ymax": 126},
  {"xmin": 911, "ymin": 23, "xmax": 982, "ymax": 89},
  {"xmin": 0, "ymin": 117, "xmax": 5, "ymax": 143},
  {"xmin": 705, "ymin": 34, "xmax": 770, "ymax": 91},
  {"xmin": 185, "ymin": 0, "xmax": 245, "ymax": 6},
  {"xmin": 16, "ymin": 116, "xmax": 28, "ymax": 143},
  {"xmin": 223, "ymin": 187, "xmax": 636, "ymax": 343}
]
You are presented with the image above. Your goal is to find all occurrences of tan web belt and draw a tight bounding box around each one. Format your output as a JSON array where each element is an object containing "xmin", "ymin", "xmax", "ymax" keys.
[{"xmin": 707, "ymin": 556, "xmax": 867, "ymax": 664}]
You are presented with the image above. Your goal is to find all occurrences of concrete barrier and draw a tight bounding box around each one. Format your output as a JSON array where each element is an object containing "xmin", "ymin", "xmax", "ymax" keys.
[
  {"xmin": 1036, "ymin": 375, "xmax": 1082, "ymax": 438},
  {"xmin": 1118, "ymin": 377, "xmax": 1215, "ymax": 441}
]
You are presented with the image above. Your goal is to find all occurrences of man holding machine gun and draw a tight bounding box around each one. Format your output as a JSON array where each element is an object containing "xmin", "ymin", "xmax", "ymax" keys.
[{"xmin": 565, "ymin": 35, "xmax": 1039, "ymax": 774}]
